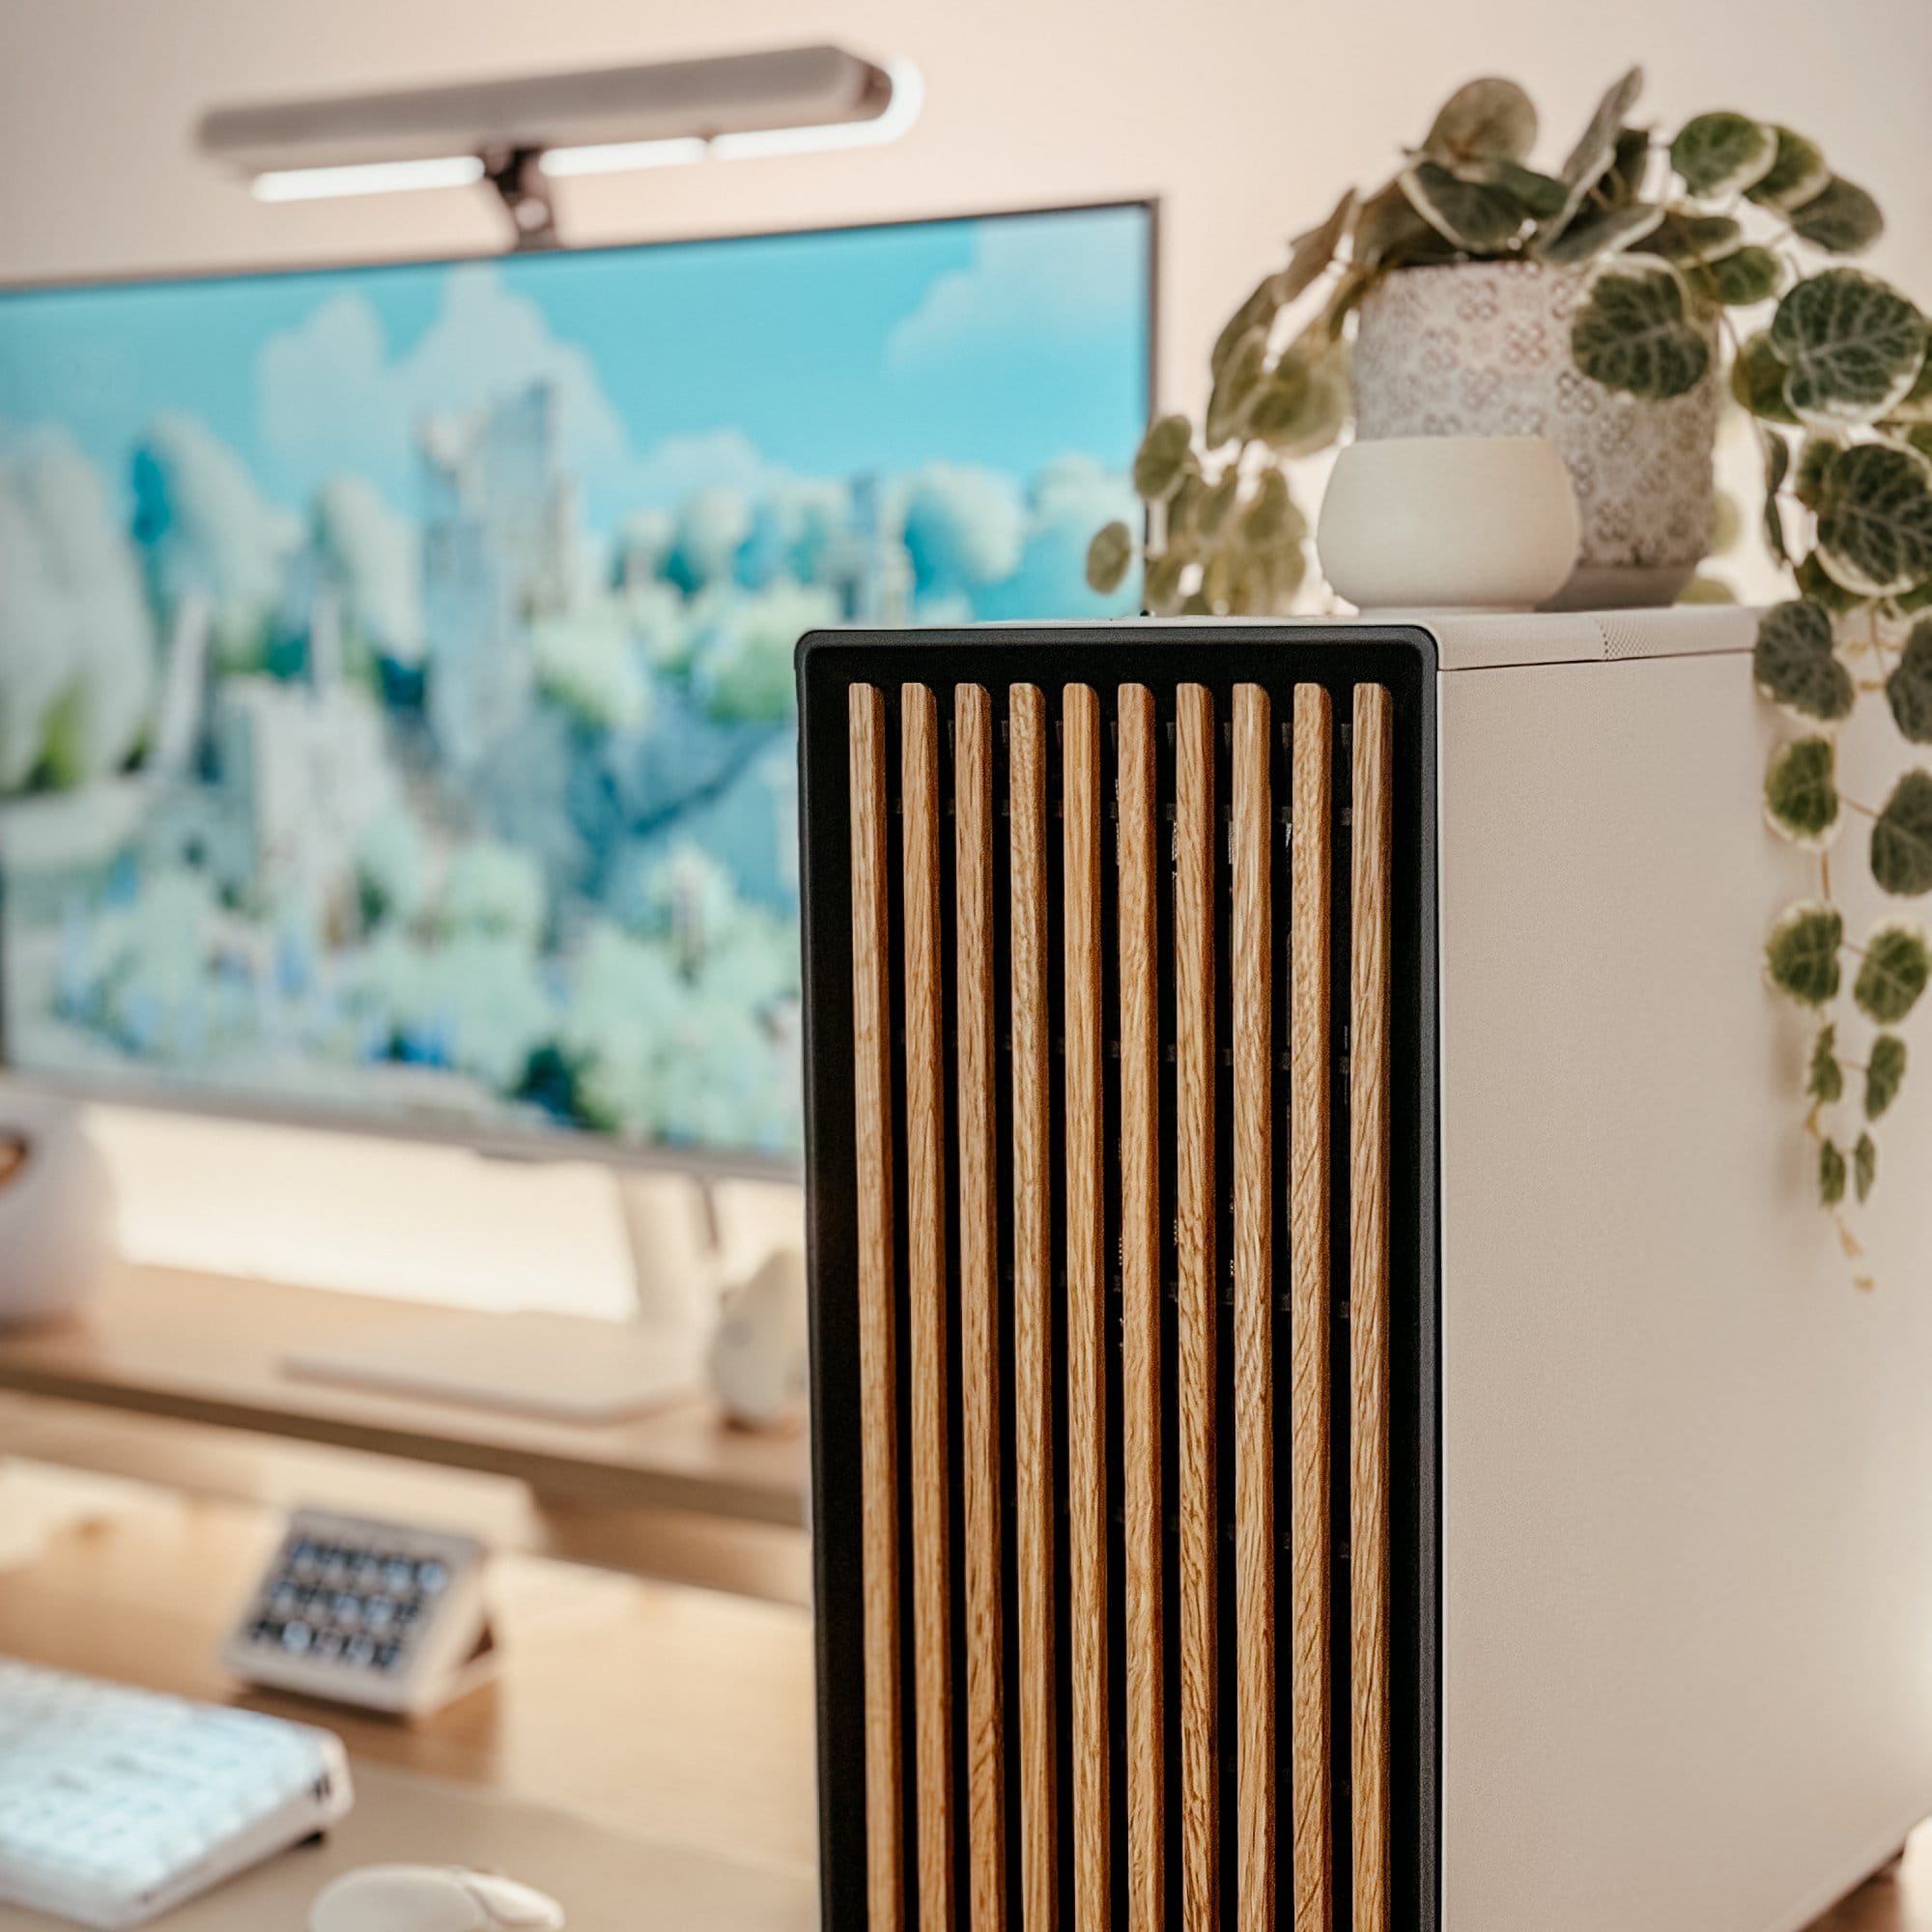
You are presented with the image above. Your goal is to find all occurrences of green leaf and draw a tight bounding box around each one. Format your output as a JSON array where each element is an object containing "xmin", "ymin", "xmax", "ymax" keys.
[
  {"xmin": 1753, "ymin": 600, "xmax": 1853, "ymax": 720},
  {"xmin": 1605, "ymin": 128, "xmax": 1654, "ymax": 203},
  {"xmin": 1854, "ymin": 920, "xmax": 1930, "ymax": 1023},
  {"xmin": 1885, "ymin": 338, "xmax": 1932, "ymax": 425},
  {"xmin": 1168, "ymin": 471, "xmax": 1208, "ymax": 542},
  {"xmin": 1764, "ymin": 736, "xmax": 1840, "ymax": 846},
  {"xmin": 1211, "ymin": 277, "xmax": 1282, "ymax": 383},
  {"xmin": 1570, "ymin": 258, "xmax": 1711, "ymax": 400},
  {"xmin": 1352, "ymin": 179, "xmax": 1444, "ymax": 270},
  {"xmin": 1854, "ymin": 1130, "xmax": 1877, "ymax": 1204},
  {"xmin": 1764, "ymin": 434, "xmax": 1791, "ymax": 565},
  {"xmin": 1086, "ymin": 521, "xmax": 1135, "ymax": 596},
  {"xmin": 1399, "ymin": 161, "xmax": 1527, "ymax": 254},
  {"xmin": 1732, "ymin": 332, "xmax": 1800, "ymax": 426},
  {"xmin": 1693, "ymin": 245, "xmax": 1787, "ymax": 308},
  {"xmin": 1206, "ymin": 327, "xmax": 1268, "ymax": 446},
  {"xmin": 1795, "ymin": 438, "xmax": 1840, "ymax": 511},
  {"xmin": 1815, "ymin": 442, "xmax": 1932, "ymax": 598},
  {"xmin": 1194, "ymin": 469, "xmax": 1242, "ymax": 544},
  {"xmin": 1887, "ymin": 620, "xmax": 1932, "ymax": 744},
  {"xmin": 1639, "ymin": 213, "xmax": 1745, "ymax": 265},
  {"xmin": 1794, "ymin": 550, "xmax": 1866, "ymax": 614},
  {"xmin": 1747, "ymin": 127, "xmax": 1831, "ymax": 212},
  {"xmin": 1423, "ymin": 76, "xmax": 1538, "ymax": 165},
  {"xmin": 1808, "ymin": 1022, "xmax": 1845, "ymax": 1103},
  {"xmin": 1457, "ymin": 159, "xmax": 1569, "ymax": 220},
  {"xmin": 1210, "ymin": 190, "xmax": 1360, "ymax": 379},
  {"xmin": 1818, "ymin": 1137, "xmax": 1848, "ymax": 1208},
  {"xmin": 1133, "ymin": 415, "xmax": 1196, "ymax": 502},
  {"xmin": 1542, "ymin": 68, "xmax": 1646, "ymax": 238},
  {"xmin": 1670, "ymin": 112, "xmax": 1777, "ymax": 199},
  {"xmin": 1230, "ymin": 530, "xmax": 1307, "ymax": 616},
  {"xmin": 1286, "ymin": 188, "xmax": 1360, "ymax": 286},
  {"xmin": 1787, "ymin": 177, "xmax": 1885, "ymax": 256},
  {"xmin": 1765, "ymin": 901, "xmax": 1844, "ymax": 1006},
  {"xmin": 1536, "ymin": 201, "xmax": 1663, "ymax": 268},
  {"xmin": 1865, "ymin": 1034, "xmax": 1907, "ymax": 1120},
  {"xmin": 1143, "ymin": 551, "xmax": 1186, "ymax": 616},
  {"xmin": 1246, "ymin": 347, "xmax": 1349, "ymax": 456},
  {"xmin": 1770, "ymin": 269, "xmax": 1927, "ymax": 428},
  {"xmin": 1241, "ymin": 468, "xmax": 1306, "ymax": 548},
  {"xmin": 1870, "ymin": 770, "xmax": 1932, "ymax": 896}
]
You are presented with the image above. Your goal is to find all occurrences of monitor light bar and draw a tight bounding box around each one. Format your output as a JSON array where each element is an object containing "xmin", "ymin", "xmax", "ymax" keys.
[
  {"xmin": 252, "ymin": 155, "xmax": 487, "ymax": 203},
  {"xmin": 211, "ymin": 44, "xmax": 917, "ymax": 206}
]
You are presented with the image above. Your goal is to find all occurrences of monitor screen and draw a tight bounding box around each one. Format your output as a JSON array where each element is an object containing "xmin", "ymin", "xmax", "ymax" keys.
[{"xmin": 0, "ymin": 202, "xmax": 1152, "ymax": 1167}]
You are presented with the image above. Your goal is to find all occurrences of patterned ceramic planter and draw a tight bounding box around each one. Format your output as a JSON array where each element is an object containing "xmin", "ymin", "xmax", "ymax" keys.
[{"xmin": 1352, "ymin": 259, "xmax": 1719, "ymax": 609}]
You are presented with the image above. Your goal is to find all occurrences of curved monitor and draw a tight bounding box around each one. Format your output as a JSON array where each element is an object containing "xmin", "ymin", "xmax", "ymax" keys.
[{"xmin": 0, "ymin": 201, "xmax": 1154, "ymax": 1172}]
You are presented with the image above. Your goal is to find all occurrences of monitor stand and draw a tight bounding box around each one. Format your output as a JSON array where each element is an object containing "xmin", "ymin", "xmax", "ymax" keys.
[{"xmin": 281, "ymin": 1170, "xmax": 721, "ymax": 1425}]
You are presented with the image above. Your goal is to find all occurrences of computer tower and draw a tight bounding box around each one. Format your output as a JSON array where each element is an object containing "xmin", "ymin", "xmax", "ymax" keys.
[{"xmin": 794, "ymin": 610, "xmax": 1932, "ymax": 1932}]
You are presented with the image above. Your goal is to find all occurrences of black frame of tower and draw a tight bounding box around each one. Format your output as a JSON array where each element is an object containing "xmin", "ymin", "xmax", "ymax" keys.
[{"xmin": 794, "ymin": 623, "xmax": 1441, "ymax": 1930}]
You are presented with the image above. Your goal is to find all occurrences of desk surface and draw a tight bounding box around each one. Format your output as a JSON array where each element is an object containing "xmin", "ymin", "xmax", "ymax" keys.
[
  {"xmin": 0, "ymin": 1486, "xmax": 818, "ymax": 1928},
  {"xmin": 0, "ymin": 1481, "xmax": 1921, "ymax": 1930},
  {"xmin": 0, "ymin": 1263, "xmax": 806, "ymax": 1528},
  {"xmin": 0, "ymin": 1765, "xmax": 815, "ymax": 1932}
]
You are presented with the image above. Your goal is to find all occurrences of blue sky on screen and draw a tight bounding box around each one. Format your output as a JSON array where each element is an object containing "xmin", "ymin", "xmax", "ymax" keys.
[{"xmin": 0, "ymin": 204, "xmax": 1151, "ymax": 535}]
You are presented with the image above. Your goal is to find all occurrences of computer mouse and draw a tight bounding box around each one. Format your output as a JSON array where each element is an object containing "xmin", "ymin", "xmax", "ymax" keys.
[{"xmin": 310, "ymin": 1864, "xmax": 565, "ymax": 1932}]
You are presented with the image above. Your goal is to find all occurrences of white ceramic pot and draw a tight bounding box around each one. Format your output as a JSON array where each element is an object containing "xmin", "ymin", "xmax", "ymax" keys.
[
  {"xmin": 1352, "ymin": 259, "xmax": 1719, "ymax": 609},
  {"xmin": 1318, "ymin": 435, "xmax": 1579, "ymax": 613}
]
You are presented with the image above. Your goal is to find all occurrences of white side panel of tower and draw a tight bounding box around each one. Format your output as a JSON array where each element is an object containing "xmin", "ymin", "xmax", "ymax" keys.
[{"xmin": 1438, "ymin": 643, "xmax": 1932, "ymax": 1932}]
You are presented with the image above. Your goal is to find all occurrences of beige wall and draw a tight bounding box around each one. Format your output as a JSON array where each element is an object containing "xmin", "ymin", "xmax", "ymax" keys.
[
  {"xmin": 4, "ymin": 0, "xmax": 1928, "ymax": 409},
  {"xmin": 2, "ymin": 0, "xmax": 1927, "ymax": 1300}
]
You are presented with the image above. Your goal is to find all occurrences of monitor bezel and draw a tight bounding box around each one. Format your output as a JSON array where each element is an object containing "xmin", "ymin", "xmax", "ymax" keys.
[{"xmin": 0, "ymin": 195, "xmax": 1160, "ymax": 1178}]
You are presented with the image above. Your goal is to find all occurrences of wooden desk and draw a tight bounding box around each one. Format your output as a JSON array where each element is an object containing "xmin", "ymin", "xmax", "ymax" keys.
[
  {"xmin": 0, "ymin": 1488, "xmax": 818, "ymax": 1928},
  {"xmin": 0, "ymin": 1262, "xmax": 807, "ymax": 1529},
  {"xmin": 0, "ymin": 1483, "xmax": 1922, "ymax": 1929}
]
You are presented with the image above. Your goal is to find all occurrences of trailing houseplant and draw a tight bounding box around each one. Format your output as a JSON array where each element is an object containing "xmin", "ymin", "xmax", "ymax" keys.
[{"xmin": 1089, "ymin": 71, "xmax": 1931, "ymax": 1260}]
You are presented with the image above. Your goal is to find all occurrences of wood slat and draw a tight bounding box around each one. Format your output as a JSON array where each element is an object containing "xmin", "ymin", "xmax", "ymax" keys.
[
  {"xmin": 848, "ymin": 683, "xmax": 904, "ymax": 1932},
  {"xmin": 1173, "ymin": 684, "xmax": 1218, "ymax": 1931},
  {"xmin": 1350, "ymin": 682, "xmax": 1395, "ymax": 1932},
  {"xmin": 1009, "ymin": 684, "xmax": 1058, "ymax": 1932},
  {"xmin": 1290, "ymin": 683, "xmax": 1335, "ymax": 1932},
  {"xmin": 1061, "ymin": 684, "xmax": 1111, "ymax": 1932},
  {"xmin": 900, "ymin": 686, "xmax": 955, "ymax": 1932},
  {"xmin": 1116, "ymin": 683, "xmax": 1165, "ymax": 1932},
  {"xmin": 1230, "ymin": 685, "xmax": 1275, "ymax": 1932},
  {"xmin": 953, "ymin": 685, "xmax": 1006, "ymax": 1932}
]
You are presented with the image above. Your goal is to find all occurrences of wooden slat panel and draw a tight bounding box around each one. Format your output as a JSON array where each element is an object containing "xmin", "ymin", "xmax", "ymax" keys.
[
  {"xmin": 1173, "ymin": 684, "xmax": 1218, "ymax": 1931},
  {"xmin": 900, "ymin": 686, "xmax": 955, "ymax": 1932},
  {"xmin": 1350, "ymin": 682, "xmax": 1395, "ymax": 1932},
  {"xmin": 1009, "ymin": 684, "xmax": 1058, "ymax": 1932},
  {"xmin": 848, "ymin": 683, "xmax": 904, "ymax": 1932},
  {"xmin": 1230, "ymin": 685, "xmax": 1275, "ymax": 1932},
  {"xmin": 1290, "ymin": 683, "xmax": 1335, "ymax": 1932},
  {"xmin": 1061, "ymin": 684, "xmax": 1110, "ymax": 1932},
  {"xmin": 1116, "ymin": 683, "xmax": 1165, "ymax": 1932},
  {"xmin": 953, "ymin": 685, "xmax": 1006, "ymax": 1932}
]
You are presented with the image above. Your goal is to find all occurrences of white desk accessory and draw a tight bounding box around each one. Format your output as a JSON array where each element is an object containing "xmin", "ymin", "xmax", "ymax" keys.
[
  {"xmin": 0, "ymin": 1086, "xmax": 117, "ymax": 1323},
  {"xmin": 706, "ymin": 1246, "xmax": 809, "ymax": 1430},
  {"xmin": 221, "ymin": 1508, "xmax": 493, "ymax": 1718},
  {"xmin": 309, "ymin": 1865, "xmax": 564, "ymax": 1932},
  {"xmin": 280, "ymin": 1169, "xmax": 713, "ymax": 1424},
  {"xmin": 0, "ymin": 1656, "xmax": 351, "ymax": 1927}
]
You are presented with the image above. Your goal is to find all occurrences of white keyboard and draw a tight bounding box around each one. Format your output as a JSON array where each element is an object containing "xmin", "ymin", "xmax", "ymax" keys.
[{"xmin": 0, "ymin": 1659, "xmax": 353, "ymax": 1927}]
